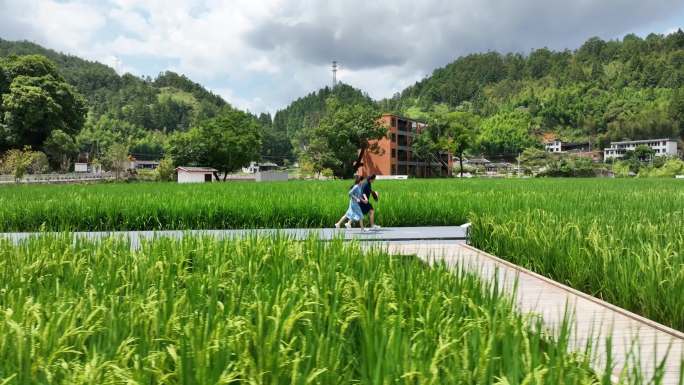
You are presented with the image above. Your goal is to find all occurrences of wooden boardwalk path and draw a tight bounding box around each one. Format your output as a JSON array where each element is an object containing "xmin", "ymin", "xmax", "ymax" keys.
[
  {"xmin": 383, "ymin": 241, "xmax": 683, "ymax": 385},
  {"xmin": 0, "ymin": 226, "xmax": 468, "ymax": 247},
  {"xmin": 1, "ymin": 226, "xmax": 681, "ymax": 383}
]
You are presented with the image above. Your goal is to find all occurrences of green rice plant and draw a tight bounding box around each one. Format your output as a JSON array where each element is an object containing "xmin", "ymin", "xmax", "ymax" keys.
[
  {"xmin": 0, "ymin": 178, "xmax": 682, "ymax": 330},
  {"xmin": 0, "ymin": 234, "xmax": 639, "ymax": 384}
]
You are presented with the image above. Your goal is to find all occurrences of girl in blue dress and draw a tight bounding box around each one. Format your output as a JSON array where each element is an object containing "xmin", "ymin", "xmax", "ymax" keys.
[{"xmin": 335, "ymin": 175, "xmax": 369, "ymax": 231}]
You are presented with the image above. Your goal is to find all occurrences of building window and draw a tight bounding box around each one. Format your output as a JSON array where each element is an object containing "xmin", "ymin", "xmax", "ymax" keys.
[
  {"xmin": 391, "ymin": 117, "xmax": 397, "ymax": 127},
  {"xmin": 398, "ymin": 134, "xmax": 408, "ymax": 147},
  {"xmin": 397, "ymin": 119, "xmax": 408, "ymax": 132},
  {"xmin": 391, "ymin": 149, "xmax": 396, "ymax": 158},
  {"xmin": 398, "ymin": 150, "xmax": 408, "ymax": 161},
  {"xmin": 391, "ymin": 133, "xmax": 396, "ymax": 142}
]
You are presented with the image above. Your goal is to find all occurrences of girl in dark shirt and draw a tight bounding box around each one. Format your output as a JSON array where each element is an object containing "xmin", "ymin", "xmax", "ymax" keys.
[{"xmin": 359, "ymin": 174, "xmax": 381, "ymax": 229}]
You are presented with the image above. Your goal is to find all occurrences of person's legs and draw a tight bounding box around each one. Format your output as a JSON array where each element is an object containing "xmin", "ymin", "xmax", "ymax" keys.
[
  {"xmin": 369, "ymin": 209, "xmax": 375, "ymax": 227},
  {"xmin": 335, "ymin": 215, "xmax": 348, "ymax": 228}
]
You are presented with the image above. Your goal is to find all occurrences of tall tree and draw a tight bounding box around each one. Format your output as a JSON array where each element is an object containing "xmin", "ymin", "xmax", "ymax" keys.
[
  {"xmin": 167, "ymin": 109, "xmax": 261, "ymax": 180},
  {"xmin": 293, "ymin": 97, "xmax": 385, "ymax": 178},
  {"xmin": 103, "ymin": 142, "xmax": 130, "ymax": 180},
  {"xmin": 0, "ymin": 55, "xmax": 86, "ymax": 150},
  {"xmin": 43, "ymin": 129, "xmax": 78, "ymax": 171},
  {"xmin": 436, "ymin": 111, "xmax": 480, "ymax": 177},
  {"xmin": 478, "ymin": 110, "xmax": 537, "ymax": 156}
]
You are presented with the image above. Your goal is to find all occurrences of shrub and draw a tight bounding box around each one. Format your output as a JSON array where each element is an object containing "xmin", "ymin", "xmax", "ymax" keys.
[{"xmin": 156, "ymin": 156, "xmax": 175, "ymax": 181}]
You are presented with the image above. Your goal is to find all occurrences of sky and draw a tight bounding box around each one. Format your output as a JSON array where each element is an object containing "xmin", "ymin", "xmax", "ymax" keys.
[{"xmin": 1, "ymin": 0, "xmax": 683, "ymax": 115}]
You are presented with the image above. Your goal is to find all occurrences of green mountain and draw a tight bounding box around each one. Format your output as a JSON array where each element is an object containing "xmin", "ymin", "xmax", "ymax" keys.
[
  {"xmin": 270, "ymin": 83, "xmax": 374, "ymax": 161},
  {"xmin": 273, "ymin": 83, "xmax": 373, "ymax": 138},
  {"xmin": 379, "ymin": 31, "xmax": 684, "ymax": 150},
  {"xmin": 274, "ymin": 31, "xmax": 684, "ymax": 158},
  {"xmin": 0, "ymin": 39, "xmax": 228, "ymax": 133}
]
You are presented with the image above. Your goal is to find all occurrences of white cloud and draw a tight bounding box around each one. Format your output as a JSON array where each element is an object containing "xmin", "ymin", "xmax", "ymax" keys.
[
  {"xmin": 0, "ymin": 0, "xmax": 106, "ymax": 52},
  {"xmin": 2, "ymin": 0, "xmax": 683, "ymax": 114}
]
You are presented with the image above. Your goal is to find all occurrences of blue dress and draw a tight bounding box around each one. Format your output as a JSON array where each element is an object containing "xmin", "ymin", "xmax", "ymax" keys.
[{"xmin": 345, "ymin": 184, "xmax": 364, "ymax": 221}]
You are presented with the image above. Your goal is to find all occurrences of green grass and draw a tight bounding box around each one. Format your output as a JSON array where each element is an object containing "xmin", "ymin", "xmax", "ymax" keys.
[
  {"xmin": 0, "ymin": 235, "xmax": 623, "ymax": 384},
  {"xmin": 0, "ymin": 179, "xmax": 682, "ymax": 331}
]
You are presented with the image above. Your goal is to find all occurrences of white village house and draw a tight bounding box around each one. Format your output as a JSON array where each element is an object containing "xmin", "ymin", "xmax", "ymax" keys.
[
  {"xmin": 544, "ymin": 139, "xmax": 591, "ymax": 154},
  {"xmin": 242, "ymin": 161, "xmax": 279, "ymax": 174},
  {"xmin": 176, "ymin": 167, "xmax": 217, "ymax": 183},
  {"xmin": 603, "ymin": 139, "xmax": 678, "ymax": 160},
  {"xmin": 130, "ymin": 160, "xmax": 160, "ymax": 170},
  {"xmin": 74, "ymin": 163, "xmax": 89, "ymax": 172},
  {"xmin": 74, "ymin": 162, "xmax": 102, "ymax": 174}
]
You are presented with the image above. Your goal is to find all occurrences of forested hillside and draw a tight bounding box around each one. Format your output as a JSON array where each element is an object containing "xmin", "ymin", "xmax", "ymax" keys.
[
  {"xmin": 270, "ymin": 84, "xmax": 374, "ymax": 161},
  {"xmin": 378, "ymin": 31, "xmax": 684, "ymax": 152},
  {"xmin": 271, "ymin": 31, "xmax": 684, "ymax": 159},
  {"xmin": 0, "ymin": 39, "xmax": 230, "ymax": 160},
  {"xmin": 3, "ymin": 30, "xmax": 684, "ymax": 174}
]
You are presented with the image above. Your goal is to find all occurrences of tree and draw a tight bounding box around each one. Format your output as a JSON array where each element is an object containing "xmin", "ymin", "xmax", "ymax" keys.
[
  {"xmin": 155, "ymin": 156, "xmax": 175, "ymax": 181},
  {"xmin": 26, "ymin": 150, "xmax": 49, "ymax": 174},
  {"xmin": 259, "ymin": 112, "xmax": 292, "ymax": 163},
  {"xmin": 292, "ymin": 127, "xmax": 337, "ymax": 178},
  {"xmin": 429, "ymin": 110, "xmax": 480, "ymax": 177},
  {"xmin": 104, "ymin": 142, "xmax": 130, "ymax": 180},
  {"xmin": 43, "ymin": 129, "xmax": 78, "ymax": 171},
  {"xmin": 0, "ymin": 55, "xmax": 86, "ymax": 150},
  {"xmin": 478, "ymin": 110, "xmax": 537, "ymax": 156},
  {"xmin": 517, "ymin": 147, "xmax": 551, "ymax": 174},
  {"xmin": 624, "ymin": 145, "xmax": 656, "ymax": 162},
  {"xmin": 670, "ymin": 87, "xmax": 684, "ymax": 136},
  {"xmin": 0, "ymin": 146, "xmax": 40, "ymax": 181},
  {"xmin": 167, "ymin": 109, "xmax": 261, "ymax": 180},
  {"xmin": 293, "ymin": 97, "xmax": 386, "ymax": 178},
  {"xmin": 77, "ymin": 114, "xmax": 142, "ymax": 160}
]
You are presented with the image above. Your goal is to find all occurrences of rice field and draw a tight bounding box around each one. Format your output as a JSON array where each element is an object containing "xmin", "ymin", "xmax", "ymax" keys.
[
  {"xmin": 0, "ymin": 179, "xmax": 682, "ymax": 331},
  {"xmin": 0, "ymin": 236, "xmax": 616, "ymax": 384}
]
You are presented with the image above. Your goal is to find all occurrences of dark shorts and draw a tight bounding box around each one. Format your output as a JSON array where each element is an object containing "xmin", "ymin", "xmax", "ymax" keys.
[{"xmin": 360, "ymin": 202, "xmax": 373, "ymax": 214}]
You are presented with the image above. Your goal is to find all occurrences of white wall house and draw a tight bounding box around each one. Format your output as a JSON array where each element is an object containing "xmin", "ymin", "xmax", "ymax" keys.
[
  {"xmin": 176, "ymin": 167, "xmax": 217, "ymax": 183},
  {"xmin": 255, "ymin": 171, "xmax": 288, "ymax": 182},
  {"xmin": 604, "ymin": 139, "xmax": 678, "ymax": 160},
  {"xmin": 130, "ymin": 160, "xmax": 160, "ymax": 170},
  {"xmin": 545, "ymin": 139, "xmax": 562, "ymax": 153},
  {"xmin": 74, "ymin": 162, "xmax": 102, "ymax": 173},
  {"xmin": 242, "ymin": 161, "xmax": 279, "ymax": 174},
  {"xmin": 74, "ymin": 163, "xmax": 89, "ymax": 172}
]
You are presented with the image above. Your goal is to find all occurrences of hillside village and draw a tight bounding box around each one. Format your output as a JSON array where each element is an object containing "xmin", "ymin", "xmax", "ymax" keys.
[{"xmin": 2, "ymin": 31, "xmax": 684, "ymax": 182}]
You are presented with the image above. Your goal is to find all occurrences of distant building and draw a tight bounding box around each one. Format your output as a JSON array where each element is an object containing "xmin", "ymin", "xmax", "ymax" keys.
[
  {"xmin": 176, "ymin": 167, "xmax": 217, "ymax": 183},
  {"xmin": 130, "ymin": 160, "xmax": 160, "ymax": 170},
  {"xmin": 74, "ymin": 162, "xmax": 102, "ymax": 174},
  {"xmin": 545, "ymin": 139, "xmax": 563, "ymax": 153},
  {"xmin": 358, "ymin": 114, "xmax": 452, "ymax": 177},
  {"xmin": 74, "ymin": 163, "xmax": 89, "ymax": 173},
  {"xmin": 462, "ymin": 157, "xmax": 491, "ymax": 167},
  {"xmin": 243, "ymin": 161, "xmax": 279, "ymax": 174},
  {"xmin": 544, "ymin": 139, "xmax": 591, "ymax": 153},
  {"xmin": 603, "ymin": 139, "xmax": 678, "ymax": 160},
  {"xmin": 485, "ymin": 162, "xmax": 513, "ymax": 174}
]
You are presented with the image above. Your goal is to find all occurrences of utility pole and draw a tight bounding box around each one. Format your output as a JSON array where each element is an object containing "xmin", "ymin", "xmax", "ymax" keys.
[{"xmin": 332, "ymin": 61, "xmax": 338, "ymax": 88}]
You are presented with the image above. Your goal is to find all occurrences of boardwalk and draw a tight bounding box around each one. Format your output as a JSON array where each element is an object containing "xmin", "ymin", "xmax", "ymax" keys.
[
  {"xmin": 384, "ymin": 241, "xmax": 683, "ymax": 385},
  {"xmin": 0, "ymin": 226, "xmax": 468, "ymax": 247},
  {"xmin": 1, "ymin": 226, "xmax": 681, "ymax": 383}
]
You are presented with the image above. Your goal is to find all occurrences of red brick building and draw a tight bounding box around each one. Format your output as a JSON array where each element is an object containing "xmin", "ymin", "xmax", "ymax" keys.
[{"xmin": 358, "ymin": 114, "xmax": 452, "ymax": 177}]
